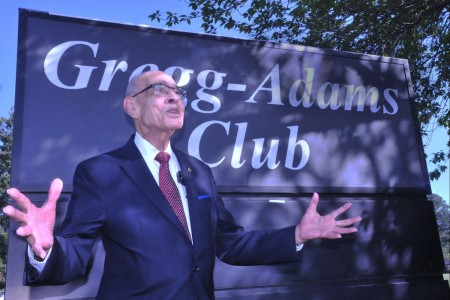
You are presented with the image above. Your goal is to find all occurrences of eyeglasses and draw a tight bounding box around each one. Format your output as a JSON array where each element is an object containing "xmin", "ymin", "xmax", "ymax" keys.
[{"xmin": 131, "ymin": 83, "xmax": 188, "ymax": 100}]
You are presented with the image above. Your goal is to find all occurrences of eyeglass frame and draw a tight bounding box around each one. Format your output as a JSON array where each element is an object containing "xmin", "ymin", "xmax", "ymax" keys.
[{"xmin": 131, "ymin": 83, "xmax": 188, "ymax": 100}]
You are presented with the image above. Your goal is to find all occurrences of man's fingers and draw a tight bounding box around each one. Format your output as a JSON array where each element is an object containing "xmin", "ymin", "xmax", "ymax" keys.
[
  {"xmin": 47, "ymin": 178, "xmax": 63, "ymax": 205},
  {"xmin": 325, "ymin": 226, "xmax": 358, "ymax": 239},
  {"xmin": 31, "ymin": 243, "xmax": 47, "ymax": 260},
  {"xmin": 329, "ymin": 202, "xmax": 353, "ymax": 218},
  {"xmin": 2, "ymin": 205, "xmax": 27, "ymax": 223},
  {"xmin": 6, "ymin": 188, "xmax": 32, "ymax": 212},
  {"xmin": 306, "ymin": 192, "xmax": 320, "ymax": 213},
  {"xmin": 16, "ymin": 225, "xmax": 34, "ymax": 237},
  {"xmin": 335, "ymin": 216, "xmax": 362, "ymax": 227},
  {"xmin": 325, "ymin": 232, "xmax": 342, "ymax": 239},
  {"xmin": 335, "ymin": 226, "xmax": 358, "ymax": 235}
]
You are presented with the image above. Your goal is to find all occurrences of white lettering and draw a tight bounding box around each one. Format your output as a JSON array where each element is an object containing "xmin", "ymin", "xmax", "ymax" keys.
[
  {"xmin": 191, "ymin": 70, "xmax": 226, "ymax": 114},
  {"xmin": 344, "ymin": 85, "xmax": 380, "ymax": 113},
  {"xmin": 317, "ymin": 82, "xmax": 341, "ymax": 110},
  {"xmin": 99, "ymin": 60, "xmax": 128, "ymax": 91},
  {"xmin": 383, "ymin": 88, "xmax": 399, "ymax": 115},
  {"xmin": 231, "ymin": 123, "xmax": 247, "ymax": 169},
  {"xmin": 289, "ymin": 67, "xmax": 315, "ymax": 108},
  {"xmin": 285, "ymin": 126, "xmax": 310, "ymax": 170},
  {"xmin": 252, "ymin": 138, "xmax": 280, "ymax": 169},
  {"xmin": 245, "ymin": 64, "xmax": 283, "ymax": 105},
  {"xmin": 188, "ymin": 120, "xmax": 229, "ymax": 167},
  {"xmin": 44, "ymin": 41, "xmax": 99, "ymax": 89}
]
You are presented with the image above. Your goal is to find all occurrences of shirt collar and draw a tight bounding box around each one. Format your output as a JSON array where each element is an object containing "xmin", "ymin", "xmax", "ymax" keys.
[{"xmin": 134, "ymin": 132, "xmax": 174, "ymax": 161}]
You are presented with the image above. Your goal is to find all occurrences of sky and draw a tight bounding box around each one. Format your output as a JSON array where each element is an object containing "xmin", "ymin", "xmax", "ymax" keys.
[{"xmin": 0, "ymin": 0, "xmax": 448, "ymax": 203}]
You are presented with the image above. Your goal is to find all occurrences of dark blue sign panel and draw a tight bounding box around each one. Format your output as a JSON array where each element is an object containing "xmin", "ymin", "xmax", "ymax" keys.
[
  {"xmin": 7, "ymin": 9, "xmax": 448, "ymax": 300},
  {"xmin": 11, "ymin": 10, "xmax": 430, "ymax": 194}
]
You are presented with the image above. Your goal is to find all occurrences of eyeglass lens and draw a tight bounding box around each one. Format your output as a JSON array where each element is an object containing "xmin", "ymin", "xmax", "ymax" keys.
[{"xmin": 155, "ymin": 84, "xmax": 187, "ymax": 99}]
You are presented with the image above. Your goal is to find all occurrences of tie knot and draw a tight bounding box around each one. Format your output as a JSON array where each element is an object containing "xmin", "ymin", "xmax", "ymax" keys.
[{"xmin": 155, "ymin": 152, "xmax": 170, "ymax": 164}]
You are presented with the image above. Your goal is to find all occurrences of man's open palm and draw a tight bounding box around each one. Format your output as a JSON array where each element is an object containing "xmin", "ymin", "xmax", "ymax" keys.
[
  {"xmin": 295, "ymin": 193, "xmax": 361, "ymax": 244},
  {"xmin": 3, "ymin": 178, "xmax": 63, "ymax": 260}
]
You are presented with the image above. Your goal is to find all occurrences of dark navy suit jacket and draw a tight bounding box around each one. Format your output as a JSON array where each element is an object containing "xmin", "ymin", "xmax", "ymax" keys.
[{"xmin": 25, "ymin": 136, "xmax": 299, "ymax": 299}]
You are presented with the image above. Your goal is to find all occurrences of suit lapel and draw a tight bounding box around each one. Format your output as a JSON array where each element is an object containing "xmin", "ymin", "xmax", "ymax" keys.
[{"xmin": 118, "ymin": 137, "xmax": 191, "ymax": 241}]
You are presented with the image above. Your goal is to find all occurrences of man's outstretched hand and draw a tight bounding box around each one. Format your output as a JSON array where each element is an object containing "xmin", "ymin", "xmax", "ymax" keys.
[
  {"xmin": 3, "ymin": 178, "xmax": 63, "ymax": 260},
  {"xmin": 295, "ymin": 193, "xmax": 361, "ymax": 244}
]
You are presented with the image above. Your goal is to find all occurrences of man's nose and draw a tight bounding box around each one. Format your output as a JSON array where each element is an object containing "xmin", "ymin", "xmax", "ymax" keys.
[{"xmin": 164, "ymin": 98, "xmax": 182, "ymax": 105}]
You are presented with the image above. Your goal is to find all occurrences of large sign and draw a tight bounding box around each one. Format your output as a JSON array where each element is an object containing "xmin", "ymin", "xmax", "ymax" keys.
[
  {"xmin": 8, "ymin": 9, "xmax": 448, "ymax": 300},
  {"xmin": 11, "ymin": 9, "xmax": 429, "ymax": 193}
]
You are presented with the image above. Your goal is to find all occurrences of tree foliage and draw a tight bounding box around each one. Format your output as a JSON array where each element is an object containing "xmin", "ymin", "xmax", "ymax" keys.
[
  {"xmin": 429, "ymin": 193, "xmax": 450, "ymax": 270},
  {"xmin": 149, "ymin": 0, "xmax": 450, "ymax": 180},
  {"xmin": 0, "ymin": 108, "xmax": 13, "ymax": 289},
  {"xmin": 0, "ymin": 108, "xmax": 13, "ymax": 219}
]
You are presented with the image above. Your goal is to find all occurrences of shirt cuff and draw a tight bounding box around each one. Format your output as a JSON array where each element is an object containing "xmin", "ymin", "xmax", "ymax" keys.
[
  {"xmin": 27, "ymin": 245, "xmax": 52, "ymax": 273},
  {"xmin": 296, "ymin": 243, "xmax": 304, "ymax": 252}
]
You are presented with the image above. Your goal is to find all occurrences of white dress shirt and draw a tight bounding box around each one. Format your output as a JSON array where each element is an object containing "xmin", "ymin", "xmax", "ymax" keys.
[{"xmin": 133, "ymin": 132, "xmax": 192, "ymax": 236}]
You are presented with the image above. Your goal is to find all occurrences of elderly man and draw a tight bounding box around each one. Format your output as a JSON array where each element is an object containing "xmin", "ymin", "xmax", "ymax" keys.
[{"xmin": 4, "ymin": 70, "xmax": 361, "ymax": 300}]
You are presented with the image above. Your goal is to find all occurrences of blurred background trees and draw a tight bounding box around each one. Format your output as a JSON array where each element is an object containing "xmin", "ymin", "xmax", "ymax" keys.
[
  {"xmin": 430, "ymin": 193, "xmax": 450, "ymax": 271},
  {"xmin": 0, "ymin": 109, "xmax": 13, "ymax": 288}
]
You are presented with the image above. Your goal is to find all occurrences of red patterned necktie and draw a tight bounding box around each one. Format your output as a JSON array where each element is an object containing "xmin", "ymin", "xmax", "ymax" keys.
[{"xmin": 155, "ymin": 152, "xmax": 192, "ymax": 241}]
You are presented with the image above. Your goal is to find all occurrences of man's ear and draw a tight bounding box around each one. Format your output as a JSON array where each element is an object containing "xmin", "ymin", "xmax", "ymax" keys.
[{"xmin": 123, "ymin": 96, "xmax": 139, "ymax": 118}]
